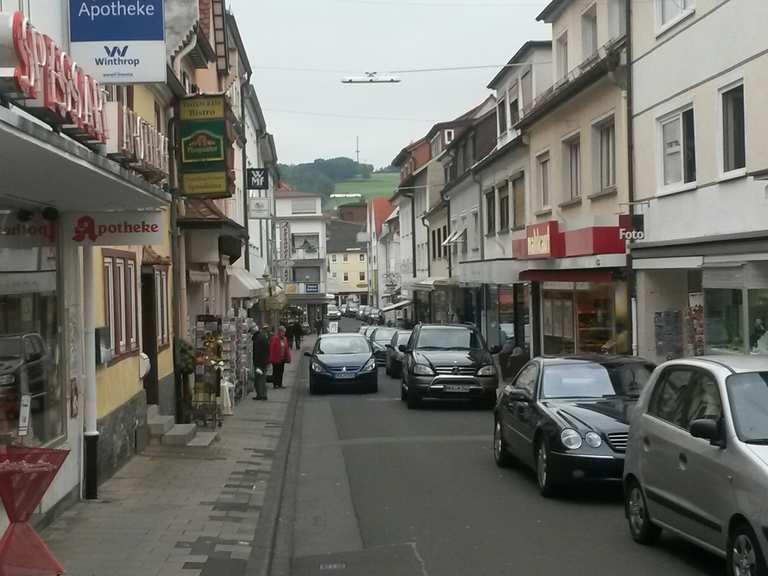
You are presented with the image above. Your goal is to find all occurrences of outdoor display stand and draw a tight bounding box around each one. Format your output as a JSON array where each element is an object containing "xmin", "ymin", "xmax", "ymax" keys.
[
  {"xmin": 235, "ymin": 311, "xmax": 252, "ymax": 403},
  {"xmin": 192, "ymin": 315, "xmax": 223, "ymax": 428},
  {"xmin": 0, "ymin": 445, "xmax": 69, "ymax": 576}
]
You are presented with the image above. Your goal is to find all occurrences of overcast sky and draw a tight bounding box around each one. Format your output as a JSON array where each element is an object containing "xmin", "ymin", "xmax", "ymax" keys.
[{"xmin": 229, "ymin": 0, "xmax": 551, "ymax": 169}]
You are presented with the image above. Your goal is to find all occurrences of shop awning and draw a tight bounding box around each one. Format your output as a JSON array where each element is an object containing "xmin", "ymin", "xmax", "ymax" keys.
[
  {"xmin": 381, "ymin": 300, "xmax": 412, "ymax": 313},
  {"xmin": 228, "ymin": 268, "xmax": 265, "ymax": 298},
  {"xmin": 413, "ymin": 278, "xmax": 454, "ymax": 291},
  {"xmin": 0, "ymin": 106, "xmax": 170, "ymax": 211}
]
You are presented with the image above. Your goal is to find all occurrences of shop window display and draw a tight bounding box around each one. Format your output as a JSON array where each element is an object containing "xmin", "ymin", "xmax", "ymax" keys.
[
  {"xmin": 705, "ymin": 289, "xmax": 744, "ymax": 354},
  {"xmin": 0, "ymin": 242, "xmax": 64, "ymax": 446}
]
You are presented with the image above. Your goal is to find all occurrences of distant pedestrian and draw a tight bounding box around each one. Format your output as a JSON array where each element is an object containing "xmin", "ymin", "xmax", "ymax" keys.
[
  {"xmin": 293, "ymin": 321, "xmax": 303, "ymax": 349},
  {"xmin": 251, "ymin": 326, "xmax": 270, "ymax": 401},
  {"xmin": 268, "ymin": 325, "xmax": 291, "ymax": 389},
  {"xmin": 315, "ymin": 312, "xmax": 324, "ymax": 335}
]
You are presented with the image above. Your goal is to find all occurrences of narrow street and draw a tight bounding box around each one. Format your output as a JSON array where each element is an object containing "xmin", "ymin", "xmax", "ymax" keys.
[{"xmin": 281, "ymin": 318, "xmax": 723, "ymax": 576}]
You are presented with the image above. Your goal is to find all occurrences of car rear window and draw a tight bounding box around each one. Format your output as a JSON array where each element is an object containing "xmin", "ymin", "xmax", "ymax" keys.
[
  {"xmin": 317, "ymin": 336, "xmax": 370, "ymax": 355},
  {"xmin": 416, "ymin": 328, "xmax": 483, "ymax": 350},
  {"xmin": 373, "ymin": 328, "xmax": 396, "ymax": 342}
]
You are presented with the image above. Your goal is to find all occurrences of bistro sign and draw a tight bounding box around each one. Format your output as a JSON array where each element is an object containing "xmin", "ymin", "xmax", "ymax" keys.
[{"xmin": 0, "ymin": 11, "xmax": 108, "ymax": 146}]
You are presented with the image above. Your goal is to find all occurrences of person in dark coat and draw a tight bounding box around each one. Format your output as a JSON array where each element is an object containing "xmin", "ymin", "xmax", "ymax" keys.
[{"xmin": 252, "ymin": 326, "xmax": 270, "ymax": 400}]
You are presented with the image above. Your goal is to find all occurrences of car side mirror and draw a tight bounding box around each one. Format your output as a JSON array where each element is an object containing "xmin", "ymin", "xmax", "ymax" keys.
[
  {"xmin": 490, "ymin": 345, "xmax": 502, "ymax": 355},
  {"xmin": 506, "ymin": 388, "xmax": 532, "ymax": 403},
  {"xmin": 398, "ymin": 344, "xmax": 408, "ymax": 353},
  {"xmin": 303, "ymin": 351, "xmax": 312, "ymax": 358},
  {"xmin": 690, "ymin": 418, "xmax": 725, "ymax": 448}
]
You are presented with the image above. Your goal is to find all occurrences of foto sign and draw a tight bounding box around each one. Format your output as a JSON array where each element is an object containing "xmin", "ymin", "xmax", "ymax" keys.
[
  {"xmin": 179, "ymin": 96, "xmax": 232, "ymax": 198},
  {"xmin": 64, "ymin": 211, "xmax": 164, "ymax": 245},
  {"xmin": 0, "ymin": 12, "xmax": 108, "ymax": 145},
  {"xmin": 68, "ymin": 0, "xmax": 166, "ymax": 84},
  {"xmin": 247, "ymin": 169, "xmax": 269, "ymax": 190}
]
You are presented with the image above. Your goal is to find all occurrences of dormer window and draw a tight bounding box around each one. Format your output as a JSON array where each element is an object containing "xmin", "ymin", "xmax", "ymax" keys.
[{"xmin": 444, "ymin": 129, "xmax": 455, "ymax": 145}]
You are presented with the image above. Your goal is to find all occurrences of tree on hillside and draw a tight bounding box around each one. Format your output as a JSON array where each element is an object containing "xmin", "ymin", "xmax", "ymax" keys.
[{"xmin": 277, "ymin": 157, "xmax": 375, "ymax": 198}]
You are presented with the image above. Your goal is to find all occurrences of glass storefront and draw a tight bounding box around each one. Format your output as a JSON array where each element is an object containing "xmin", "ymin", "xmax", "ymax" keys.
[
  {"xmin": 541, "ymin": 280, "xmax": 629, "ymax": 355},
  {"xmin": 0, "ymin": 233, "xmax": 64, "ymax": 446},
  {"xmin": 496, "ymin": 284, "xmax": 531, "ymax": 352}
]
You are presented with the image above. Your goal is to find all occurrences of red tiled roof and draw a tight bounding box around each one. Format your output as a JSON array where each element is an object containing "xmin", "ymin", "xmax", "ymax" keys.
[{"xmin": 368, "ymin": 197, "xmax": 392, "ymax": 236}]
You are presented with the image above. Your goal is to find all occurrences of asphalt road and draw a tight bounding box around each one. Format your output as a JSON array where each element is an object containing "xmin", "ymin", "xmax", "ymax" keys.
[{"xmin": 285, "ymin": 318, "xmax": 723, "ymax": 576}]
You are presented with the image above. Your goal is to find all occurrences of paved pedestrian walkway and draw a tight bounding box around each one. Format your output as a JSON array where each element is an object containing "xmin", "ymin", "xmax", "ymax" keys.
[{"xmin": 41, "ymin": 343, "xmax": 310, "ymax": 576}]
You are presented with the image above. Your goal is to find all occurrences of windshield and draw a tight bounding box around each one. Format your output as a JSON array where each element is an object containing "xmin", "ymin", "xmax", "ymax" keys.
[
  {"xmin": 373, "ymin": 328, "xmax": 397, "ymax": 342},
  {"xmin": 0, "ymin": 337, "xmax": 21, "ymax": 359},
  {"xmin": 605, "ymin": 363, "xmax": 655, "ymax": 397},
  {"xmin": 317, "ymin": 336, "xmax": 370, "ymax": 355},
  {"xmin": 727, "ymin": 372, "xmax": 768, "ymax": 443},
  {"xmin": 397, "ymin": 332, "xmax": 412, "ymax": 345},
  {"xmin": 541, "ymin": 364, "xmax": 617, "ymax": 399},
  {"xmin": 416, "ymin": 328, "xmax": 483, "ymax": 350}
]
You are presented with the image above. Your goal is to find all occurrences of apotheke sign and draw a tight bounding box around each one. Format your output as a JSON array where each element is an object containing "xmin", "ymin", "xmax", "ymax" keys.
[
  {"xmin": 0, "ymin": 12, "xmax": 108, "ymax": 145},
  {"xmin": 64, "ymin": 212, "xmax": 164, "ymax": 245},
  {"xmin": 68, "ymin": 0, "xmax": 166, "ymax": 84}
]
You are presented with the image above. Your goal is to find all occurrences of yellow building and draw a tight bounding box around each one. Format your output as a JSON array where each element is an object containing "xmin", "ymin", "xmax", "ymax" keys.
[{"xmin": 327, "ymin": 220, "xmax": 369, "ymax": 305}]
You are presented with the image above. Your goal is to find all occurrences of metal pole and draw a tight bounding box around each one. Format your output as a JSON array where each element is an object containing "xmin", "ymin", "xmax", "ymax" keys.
[{"xmin": 83, "ymin": 244, "xmax": 99, "ymax": 499}]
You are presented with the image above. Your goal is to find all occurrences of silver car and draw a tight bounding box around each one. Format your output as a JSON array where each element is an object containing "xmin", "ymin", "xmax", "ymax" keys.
[{"xmin": 624, "ymin": 356, "xmax": 768, "ymax": 576}]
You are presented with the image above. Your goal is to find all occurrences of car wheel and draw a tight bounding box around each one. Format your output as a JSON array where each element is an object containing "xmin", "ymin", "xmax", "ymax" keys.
[
  {"xmin": 535, "ymin": 437, "xmax": 557, "ymax": 497},
  {"xmin": 728, "ymin": 521, "xmax": 767, "ymax": 576},
  {"xmin": 625, "ymin": 480, "xmax": 661, "ymax": 545},
  {"xmin": 493, "ymin": 418, "xmax": 514, "ymax": 468},
  {"xmin": 406, "ymin": 387, "xmax": 421, "ymax": 409}
]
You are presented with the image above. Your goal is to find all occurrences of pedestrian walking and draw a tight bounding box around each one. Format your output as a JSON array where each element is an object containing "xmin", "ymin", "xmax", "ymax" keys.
[
  {"xmin": 315, "ymin": 312, "xmax": 323, "ymax": 335},
  {"xmin": 293, "ymin": 320, "xmax": 303, "ymax": 349},
  {"xmin": 268, "ymin": 325, "xmax": 291, "ymax": 389},
  {"xmin": 251, "ymin": 326, "xmax": 270, "ymax": 400}
]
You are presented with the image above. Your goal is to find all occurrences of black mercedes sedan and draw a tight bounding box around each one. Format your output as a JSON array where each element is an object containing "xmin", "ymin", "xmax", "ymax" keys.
[
  {"xmin": 369, "ymin": 326, "xmax": 397, "ymax": 366},
  {"xmin": 493, "ymin": 356, "xmax": 655, "ymax": 497},
  {"xmin": 305, "ymin": 334, "xmax": 378, "ymax": 395}
]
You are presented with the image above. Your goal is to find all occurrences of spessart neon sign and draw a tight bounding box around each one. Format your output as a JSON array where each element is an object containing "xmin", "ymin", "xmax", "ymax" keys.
[{"xmin": 0, "ymin": 11, "xmax": 108, "ymax": 144}]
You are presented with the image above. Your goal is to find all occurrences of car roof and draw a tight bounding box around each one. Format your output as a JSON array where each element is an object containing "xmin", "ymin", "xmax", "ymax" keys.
[
  {"xmin": 537, "ymin": 355, "xmax": 655, "ymax": 368},
  {"xmin": 321, "ymin": 333, "xmax": 366, "ymax": 339},
  {"xmin": 669, "ymin": 355, "xmax": 768, "ymax": 374},
  {"xmin": 419, "ymin": 323, "xmax": 475, "ymax": 330}
]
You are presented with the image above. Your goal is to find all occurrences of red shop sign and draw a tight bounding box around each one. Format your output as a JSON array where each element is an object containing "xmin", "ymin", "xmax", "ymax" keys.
[{"xmin": 0, "ymin": 11, "xmax": 107, "ymax": 146}]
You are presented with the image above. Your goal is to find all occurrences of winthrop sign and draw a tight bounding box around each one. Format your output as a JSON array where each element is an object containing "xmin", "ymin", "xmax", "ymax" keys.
[
  {"xmin": 0, "ymin": 11, "xmax": 108, "ymax": 145},
  {"xmin": 68, "ymin": 0, "xmax": 166, "ymax": 84}
]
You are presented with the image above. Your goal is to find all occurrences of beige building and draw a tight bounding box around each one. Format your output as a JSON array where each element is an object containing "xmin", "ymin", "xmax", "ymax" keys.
[{"xmin": 327, "ymin": 219, "xmax": 368, "ymax": 304}]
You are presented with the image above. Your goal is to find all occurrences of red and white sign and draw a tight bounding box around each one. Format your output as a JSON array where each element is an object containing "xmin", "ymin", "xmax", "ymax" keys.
[
  {"xmin": 64, "ymin": 212, "xmax": 164, "ymax": 245},
  {"xmin": 105, "ymin": 100, "xmax": 168, "ymax": 181},
  {"xmin": 0, "ymin": 11, "xmax": 108, "ymax": 145}
]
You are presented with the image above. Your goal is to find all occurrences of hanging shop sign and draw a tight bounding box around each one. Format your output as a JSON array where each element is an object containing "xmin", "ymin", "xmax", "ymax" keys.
[
  {"xmin": 68, "ymin": 0, "xmax": 166, "ymax": 84},
  {"xmin": 105, "ymin": 101, "xmax": 169, "ymax": 181},
  {"xmin": 64, "ymin": 211, "xmax": 164, "ymax": 245},
  {"xmin": 618, "ymin": 214, "xmax": 645, "ymax": 241},
  {"xmin": 179, "ymin": 96, "xmax": 233, "ymax": 198},
  {"xmin": 247, "ymin": 168, "xmax": 269, "ymax": 190},
  {"xmin": 526, "ymin": 221, "xmax": 561, "ymax": 258},
  {"xmin": 248, "ymin": 195, "xmax": 271, "ymax": 219},
  {"xmin": 0, "ymin": 12, "xmax": 108, "ymax": 146}
]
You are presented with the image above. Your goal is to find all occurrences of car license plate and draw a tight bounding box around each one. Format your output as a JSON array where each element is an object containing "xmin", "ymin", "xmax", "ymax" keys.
[
  {"xmin": 444, "ymin": 384, "xmax": 470, "ymax": 393},
  {"xmin": 335, "ymin": 373, "xmax": 356, "ymax": 380}
]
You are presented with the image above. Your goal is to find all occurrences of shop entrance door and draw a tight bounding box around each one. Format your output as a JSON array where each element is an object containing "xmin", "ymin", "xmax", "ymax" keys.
[{"xmin": 141, "ymin": 273, "xmax": 159, "ymax": 406}]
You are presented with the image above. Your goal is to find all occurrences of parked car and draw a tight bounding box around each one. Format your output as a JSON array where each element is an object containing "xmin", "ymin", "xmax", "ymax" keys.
[
  {"xmin": 327, "ymin": 304, "xmax": 341, "ymax": 321},
  {"xmin": 400, "ymin": 324, "xmax": 500, "ymax": 409},
  {"xmin": 347, "ymin": 303, "xmax": 359, "ymax": 317},
  {"xmin": 357, "ymin": 306, "xmax": 370, "ymax": 321},
  {"xmin": 494, "ymin": 355, "xmax": 656, "ymax": 497},
  {"xmin": 359, "ymin": 325, "xmax": 375, "ymax": 338},
  {"xmin": 369, "ymin": 327, "xmax": 397, "ymax": 366},
  {"xmin": 623, "ymin": 355, "xmax": 768, "ymax": 576},
  {"xmin": 0, "ymin": 333, "xmax": 52, "ymax": 433},
  {"xmin": 385, "ymin": 330, "xmax": 412, "ymax": 378},
  {"xmin": 305, "ymin": 333, "xmax": 378, "ymax": 394}
]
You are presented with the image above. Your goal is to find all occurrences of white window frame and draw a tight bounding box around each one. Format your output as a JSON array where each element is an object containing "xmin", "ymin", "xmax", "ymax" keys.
[
  {"xmin": 562, "ymin": 133, "xmax": 581, "ymax": 200},
  {"xmin": 444, "ymin": 129, "xmax": 455, "ymax": 145},
  {"xmin": 343, "ymin": 254, "xmax": 348, "ymax": 263},
  {"xmin": 592, "ymin": 115, "xmax": 616, "ymax": 193},
  {"xmin": 581, "ymin": 3, "xmax": 598, "ymax": 61},
  {"xmin": 536, "ymin": 151, "xmax": 551, "ymax": 210},
  {"xmin": 104, "ymin": 258, "xmax": 115, "ymax": 353},
  {"xmin": 497, "ymin": 97, "xmax": 508, "ymax": 136},
  {"xmin": 343, "ymin": 272, "xmax": 349, "ymax": 282},
  {"xmin": 655, "ymin": 0, "xmax": 695, "ymax": 36},
  {"xmin": 359, "ymin": 271, "xmax": 365, "ymax": 281},
  {"xmin": 556, "ymin": 31, "xmax": 569, "ymax": 80},
  {"xmin": 359, "ymin": 253, "xmax": 365, "ymax": 262},
  {"xmin": 718, "ymin": 78, "xmax": 747, "ymax": 180},
  {"xmin": 331, "ymin": 254, "xmax": 337, "ymax": 263},
  {"xmin": 127, "ymin": 260, "xmax": 137, "ymax": 350},
  {"xmin": 657, "ymin": 104, "xmax": 697, "ymax": 195}
]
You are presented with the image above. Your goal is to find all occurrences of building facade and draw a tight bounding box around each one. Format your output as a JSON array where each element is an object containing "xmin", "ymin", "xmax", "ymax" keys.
[{"xmin": 326, "ymin": 220, "xmax": 368, "ymax": 304}]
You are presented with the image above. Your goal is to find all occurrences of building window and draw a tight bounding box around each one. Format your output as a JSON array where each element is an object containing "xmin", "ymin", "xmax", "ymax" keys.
[
  {"xmin": 582, "ymin": 5, "xmax": 598, "ymax": 60},
  {"xmin": 512, "ymin": 175, "xmax": 526, "ymax": 229},
  {"xmin": 497, "ymin": 98, "xmax": 507, "ymax": 135},
  {"xmin": 564, "ymin": 135, "xmax": 581, "ymax": 199},
  {"xmin": 537, "ymin": 152, "xmax": 551, "ymax": 208},
  {"xmin": 596, "ymin": 118, "xmax": 616, "ymax": 192},
  {"xmin": 103, "ymin": 252, "xmax": 138, "ymax": 356},
  {"xmin": 557, "ymin": 32, "xmax": 569, "ymax": 80},
  {"xmin": 485, "ymin": 191, "xmax": 496, "ymax": 234},
  {"xmin": 359, "ymin": 271, "xmax": 365, "ymax": 281},
  {"xmin": 332, "ymin": 272, "xmax": 337, "ymax": 278},
  {"xmin": 343, "ymin": 272, "xmax": 349, "ymax": 282},
  {"xmin": 509, "ymin": 97, "xmax": 520, "ymax": 127},
  {"xmin": 359, "ymin": 253, "xmax": 365, "ymax": 262},
  {"xmin": 291, "ymin": 198, "xmax": 316, "ymax": 215},
  {"xmin": 657, "ymin": 0, "xmax": 692, "ymax": 27},
  {"xmin": 331, "ymin": 254, "xmax": 337, "ymax": 263},
  {"xmin": 155, "ymin": 268, "xmax": 169, "ymax": 346},
  {"xmin": 430, "ymin": 134, "xmax": 441, "ymax": 158},
  {"xmin": 442, "ymin": 224, "xmax": 448, "ymax": 258},
  {"xmin": 521, "ymin": 71, "xmax": 533, "ymax": 110},
  {"xmin": 661, "ymin": 107, "xmax": 696, "ymax": 186},
  {"xmin": 498, "ymin": 183, "xmax": 510, "ymax": 231},
  {"xmin": 722, "ymin": 83, "xmax": 746, "ymax": 173},
  {"xmin": 431, "ymin": 229, "xmax": 437, "ymax": 260},
  {"xmin": 343, "ymin": 254, "xmax": 348, "ymax": 263}
]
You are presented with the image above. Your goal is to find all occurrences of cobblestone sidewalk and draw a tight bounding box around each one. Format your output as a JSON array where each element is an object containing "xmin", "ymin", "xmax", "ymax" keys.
[{"xmin": 41, "ymin": 350, "xmax": 307, "ymax": 576}]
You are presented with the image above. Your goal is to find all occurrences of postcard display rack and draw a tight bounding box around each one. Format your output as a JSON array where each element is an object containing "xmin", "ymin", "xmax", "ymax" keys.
[
  {"xmin": 234, "ymin": 310, "xmax": 253, "ymax": 402},
  {"xmin": 192, "ymin": 316, "xmax": 224, "ymax": 427}
]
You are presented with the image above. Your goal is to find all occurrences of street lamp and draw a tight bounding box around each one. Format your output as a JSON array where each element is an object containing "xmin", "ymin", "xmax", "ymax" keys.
[{"xmin": 341, "ymin": 72, "xmax": 401, "ymax": 84}]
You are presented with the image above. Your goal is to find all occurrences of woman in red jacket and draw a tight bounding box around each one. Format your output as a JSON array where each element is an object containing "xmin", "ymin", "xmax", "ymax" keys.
[{"xmin": 268, "ymin": 325, "xmax": 291, "ymax": 388}]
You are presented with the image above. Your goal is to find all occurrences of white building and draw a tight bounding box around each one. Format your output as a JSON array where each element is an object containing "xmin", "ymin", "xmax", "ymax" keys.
[{"xmin": 631, "ymin": 0, "xmax": 768, "ymax": 361}]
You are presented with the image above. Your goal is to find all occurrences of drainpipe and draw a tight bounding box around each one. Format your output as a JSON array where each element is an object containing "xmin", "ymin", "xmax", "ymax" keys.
[
  {"xmin": 241, "ymin": 73, "xmax": 251, "ymax": 270},
  {"xmin": 405, "ymin": 193, "xmax": 416, "ymax": 278},
  {"xmin": 445, "ymin": 195, "xmax": 452, "ymax": 278},
  {"xmin": 83, "ymin": 245, "xmax": 98, "ymax": 499},
  {"xmin": 625, "ymin": 0, "xmax": 637, "ymax": 356},
  {"xmin": 473, "ymin": 172, "xmax": 484, "ymax": 261},
  {"xmin": 173, "ymin": 30, "xmax": 198, "ymax": 79},
  {"xmin": 421, "ymin": 215, "xmax": 431, "ymax": 278}
]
